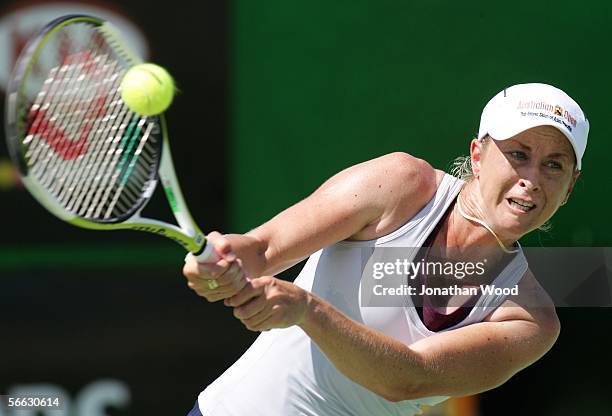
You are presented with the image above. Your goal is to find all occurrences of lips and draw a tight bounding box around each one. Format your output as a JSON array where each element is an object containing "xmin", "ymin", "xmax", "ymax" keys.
[{"xmin": 507, "ymin": 197, "xmax": 536, "ymax": 212}]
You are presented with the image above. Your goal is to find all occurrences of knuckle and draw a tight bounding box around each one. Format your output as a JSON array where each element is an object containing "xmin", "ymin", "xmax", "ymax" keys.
[
  {"xmin": 196, "ymin": 263, "xmax": 212, "ymax": 274},
  {"xmin": 215, "ymin": 237, "xmax": 231, "ymax": 251},
  {"xmin": 230, "ymin": 278, "xmax": 244, "ymax": 291},
  {"xmin": 214, "ymin": 275, "xmax": 229, "ymax": 286},
  {"xmin": 251, "ymin": 277, "xmax": 266, "ymax": 289},
  {"xmin": 182, "ymin": 265, "xmax": 198, "ymax": 278},
  {"xmin": 224, "ymin": 264, "xmax": 238, "ymax": 277},
  {"xmin": 244, "ymin": 322, "xmax": 257, "ymax": 332},
  {"xmin": 233, "ymin": 268, "xmax": 245, "ymax": 280},
  {"xmin": 217, "ymin": 259, "xmax": 231, "ymax": 269},
  {"xmin": 206, "ymin": 268, "xmax": 220, "ymax": 278},
  {"xmin": 206, "ymin": 293, "xmax": 222, "ymax": 302}
]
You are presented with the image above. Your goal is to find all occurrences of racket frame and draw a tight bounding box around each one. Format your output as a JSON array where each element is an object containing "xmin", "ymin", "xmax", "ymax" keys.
[{"xmin": 5, "ymin": 14, "xmax": 209, "ymax": 256}]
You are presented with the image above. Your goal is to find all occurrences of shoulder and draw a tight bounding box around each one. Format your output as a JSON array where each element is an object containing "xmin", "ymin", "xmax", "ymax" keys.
[
  {"xmin": 324, "ymin": 152, "xmax": 440, "ymax": 209},
  {"xmin": 364, "ymin": 151, "xmax": 440, "ymax": 184},
  {"xmin": 346, "ymin": 152, "xmax": 445, "ymax": 240},
  {"xmin": 350, "ymin": 152, "xmax": 442, "ymax": 201},
  {"xmin": 367, "ymin": 152, "xmax": 449, "ymax": 199}
]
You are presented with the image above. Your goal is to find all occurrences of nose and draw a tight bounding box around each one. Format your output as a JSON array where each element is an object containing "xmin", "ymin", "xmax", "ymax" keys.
[{"xmin": 518, "ymin": 167, "xmax": 540, "ymax": 192}]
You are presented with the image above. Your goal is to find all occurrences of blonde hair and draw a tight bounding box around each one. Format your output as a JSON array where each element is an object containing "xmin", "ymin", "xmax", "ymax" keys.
[
  {"xmin": 449, "ymin": 154, "xmax": 475, "ymax": 182},
  {"xmin": 448, "ymin": 135, "xmax": 488, "ymax": 182}
]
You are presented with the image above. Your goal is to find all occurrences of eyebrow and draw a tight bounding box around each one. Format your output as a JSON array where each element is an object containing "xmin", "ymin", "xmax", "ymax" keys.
[
  {"xmin": 507, "ymin": 139, "xmax": 531, "ymax": 151},
  {"xmin": 547, "ymin": 152, "xmax": 571, "ymax": 160},
  {"xmin": 506, "ymin": 139, "xmax": 571, "ymax": 159}
]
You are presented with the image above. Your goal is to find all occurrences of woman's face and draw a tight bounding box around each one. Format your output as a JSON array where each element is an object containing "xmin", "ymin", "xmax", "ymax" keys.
[{"xmin": 471, "ymin": 126, "xmax": 580, "ymax": 241}]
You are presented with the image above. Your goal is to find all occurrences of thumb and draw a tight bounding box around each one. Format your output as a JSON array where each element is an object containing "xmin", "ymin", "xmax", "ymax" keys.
[{"xmin": 207, "ymin": 231, "xmax": 236, "ymax": 262}]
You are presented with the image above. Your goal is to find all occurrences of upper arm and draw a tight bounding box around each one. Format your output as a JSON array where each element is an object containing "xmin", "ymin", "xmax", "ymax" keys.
[
  {"xmin": 248, "ymin": 152, "xmax": 438, "ymax": 275},
  {"xmin": 405, "ymin": 271, "xmax": 560, "ymax": 398}
]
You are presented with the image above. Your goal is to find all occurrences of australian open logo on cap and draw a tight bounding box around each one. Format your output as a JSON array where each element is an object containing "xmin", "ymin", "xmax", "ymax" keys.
[{"xmin": 517, "ymin": 101, "xmax": 577, "ymax": 132}]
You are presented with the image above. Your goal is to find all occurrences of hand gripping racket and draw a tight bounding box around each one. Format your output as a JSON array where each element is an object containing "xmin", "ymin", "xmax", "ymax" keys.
[{"xmin": 5, "ymin": 14, "xmax": 217, "ymax": 263}]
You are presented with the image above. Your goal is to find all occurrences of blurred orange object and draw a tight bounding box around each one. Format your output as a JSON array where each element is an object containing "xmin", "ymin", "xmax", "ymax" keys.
[{"xmin": 420, "ymin": 395, "xmax": 479, "ymax": 416}]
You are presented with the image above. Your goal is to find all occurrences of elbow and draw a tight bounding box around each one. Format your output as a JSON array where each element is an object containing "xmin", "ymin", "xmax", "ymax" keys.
[
  {"xmin": 382, "ymin": 376, "xmax": 509, "ymax": 403},
  {"xmin": 379, "ymin": 379, "xmax": 432, "ymax": 403},
  {"xmin": 380, "ymin": 366, "xmax": 511, "ymax": 403},
  {"xmin": 380, "ymin": 385, "xmax": 428, "ymax": 403},
  {"xmin": 380, "ymin": 393, "xmax": 406, "ymax": 403},
  {"xmin": 377, "ymin": 352, "xmax": 437, "ymax": 402}
]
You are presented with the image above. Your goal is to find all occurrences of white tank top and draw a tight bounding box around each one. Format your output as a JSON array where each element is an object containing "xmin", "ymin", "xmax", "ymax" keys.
[{"xmin": 198, "ymin": 173, "xmax": 528, "ymax": 415}]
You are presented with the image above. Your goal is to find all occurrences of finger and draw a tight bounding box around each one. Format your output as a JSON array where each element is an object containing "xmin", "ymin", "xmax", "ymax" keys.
[
  {"xmin": 187, "ymin": 281, "xmax": 240, "ymax": 302},
  {"xmin": 212, "ymin": 260, "xmax": 243, "ymax": 286},
  {"xmin": 184, "ymin": 260, "xmax": 232, "ymax": 289},
  {"xmin": 222, "ymin": 270, "xmax": 248, "ymax": 295},
  {"xmin": 225, "ymin": 279, "xmax": 265, "ymax": 307},
  {"xmin": 222, "ymin": 276, "xmax": 249, "ymax": 307},
  {"xmin": 183, "ymin": 256, "xmax": 228, "ymax": 282},
  {"xmin": 197, "ymin": 258, "xmax": 232, "ymax": 278},
  {"xmin": 205, "ymin": 274, "xmax": 247, "ymax": 297},
  {"xmin": 205, "ymin": 291, "xmax": 236, "ymax": 302},
  {"xmin": 241, "ymin": 307, "xmax": 275, "ymax": 332},
  {"xmin": 192, "ymin": 265, "xmax": 245, "ymax": 293},
  {"xmin": 186, "ymin": 270, "xmax": 247, "ymax": 297},
  {"xmin": 183, "ymin": 257, "xmax": 202, "ymax": 279},
  {"xmin": 233, "ymin": 295, "xmax": 267, "ymax": 320},
  {"xmin": 187, "ymin": 277, "xmax": 235, "ymax": 294},
  {"xmin": 206, "ymin": 232, "xmax": 236, "ymax": 262}
]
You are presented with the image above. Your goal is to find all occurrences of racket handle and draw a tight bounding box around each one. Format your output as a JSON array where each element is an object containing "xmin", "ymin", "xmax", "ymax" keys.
[{"xmin": 193, "ymin": 241, "xmax": 220, "ymax": 263}]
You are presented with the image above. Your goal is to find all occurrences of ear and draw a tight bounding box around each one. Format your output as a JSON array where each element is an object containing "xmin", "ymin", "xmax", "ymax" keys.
[
  {"xmin": 561, "ymin": 170, "xmax": 580, "ymax": 206},
  {"xmin": 470, "ymin": 138, "xmax": 485, "ymax": 178}
]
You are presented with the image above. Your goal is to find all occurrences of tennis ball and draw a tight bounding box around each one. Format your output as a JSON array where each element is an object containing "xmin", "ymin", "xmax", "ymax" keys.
[{"xmin": 120, "ymin": 63, "xmax": 175, "ymax": 116}]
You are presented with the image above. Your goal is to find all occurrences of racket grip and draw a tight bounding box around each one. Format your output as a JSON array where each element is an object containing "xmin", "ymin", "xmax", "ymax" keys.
[{"xmin": 193, "ymin": 241, "xmax": 220, "ymax": 263}]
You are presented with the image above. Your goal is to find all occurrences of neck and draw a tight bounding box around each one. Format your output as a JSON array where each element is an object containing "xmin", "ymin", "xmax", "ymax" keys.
[{"xmin": 446, "ymin": 181, "xmax": 519, "ymax": 256}]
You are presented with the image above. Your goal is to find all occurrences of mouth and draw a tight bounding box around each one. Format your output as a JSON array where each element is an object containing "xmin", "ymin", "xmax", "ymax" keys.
[{"xmin": 506, "ymin": 197, "xmax": 536, "ymax": 213}]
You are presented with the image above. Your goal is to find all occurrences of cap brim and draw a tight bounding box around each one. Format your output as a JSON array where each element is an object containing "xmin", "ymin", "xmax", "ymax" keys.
[{"xmin": 485, "ymin": 121, "xmax": 581, "ymax": 170}]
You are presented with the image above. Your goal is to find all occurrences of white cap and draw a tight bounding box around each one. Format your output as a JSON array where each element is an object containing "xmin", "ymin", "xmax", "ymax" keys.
[{"xmin": 478, "ymin": 83, "xmax": 589, "ymax": 170}]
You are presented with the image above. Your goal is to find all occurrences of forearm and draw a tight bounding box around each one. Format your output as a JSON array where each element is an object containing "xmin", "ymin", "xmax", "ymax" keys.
[
  {"xmin": 298, "ymin": 294, "xmax": 430, "ymax": 402},
  {"xmin": 230, "ymin": 277, "xmax": 553, "ymax": 400},
  {"xmin": 297, "ymin": 292, "xmax": 558, "ymax": 401}
]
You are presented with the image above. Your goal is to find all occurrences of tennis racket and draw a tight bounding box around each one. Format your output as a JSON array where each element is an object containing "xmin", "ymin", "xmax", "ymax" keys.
[{"xmin": 5, "ymin": 14, "xmax": 217, "ymax": 262}]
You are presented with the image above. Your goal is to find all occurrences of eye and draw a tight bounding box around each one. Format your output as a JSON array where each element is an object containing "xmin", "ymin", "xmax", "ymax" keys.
[
  {"xmin": 508, "ymin": 151, "xmax": 527, "ymax": 160},
  {"xmin": 545, "ymin": 160, "xmax": 563, "ymax": 170}
]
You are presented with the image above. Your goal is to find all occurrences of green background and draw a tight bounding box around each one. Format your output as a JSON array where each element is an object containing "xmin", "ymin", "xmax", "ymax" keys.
[
  {"xmin": 231, "ymin": 0, "xmax": 610, "ymax": 246},
  {"xmin": 0, "ymin": 2, "xmax": 610, "ymax": 414}
]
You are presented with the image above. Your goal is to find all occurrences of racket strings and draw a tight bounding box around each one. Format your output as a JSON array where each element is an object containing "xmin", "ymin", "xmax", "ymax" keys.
[
  {"xmin": 20, "ymin": 23, "xmax": 160, "ymax": 222},
  {"xmin": 65, "ymin": 64, "xmax": 133, "ymax": 214},
  {"xmin": 56, "ymin": 59, "xmax": 126, "ymax": 207},
  {"xmin": 26, "ymin": 29, "xmax": 115, "ymax": 181},
  {"xmin": 35, "ymin": 53, "xmax": 115, "ymax": 191},
  {"xmin": 26, "ymin": 37, "xmax": 118, "ymax": 209}
]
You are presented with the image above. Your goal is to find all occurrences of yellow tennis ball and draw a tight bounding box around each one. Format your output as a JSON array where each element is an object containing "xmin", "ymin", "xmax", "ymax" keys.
[{"xmin": 120, "ymin": 63, "xmax": 175, "ymax": 116}]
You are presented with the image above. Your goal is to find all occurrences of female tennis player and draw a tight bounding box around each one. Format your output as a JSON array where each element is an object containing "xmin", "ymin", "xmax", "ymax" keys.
[{"xmin": 183, "ymin": 83, "xmax": 588, "ymax": 416}]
